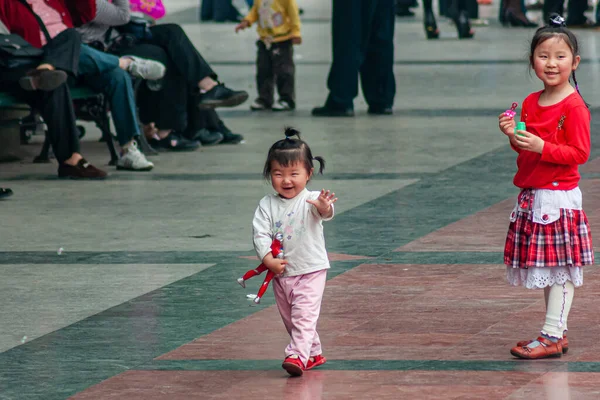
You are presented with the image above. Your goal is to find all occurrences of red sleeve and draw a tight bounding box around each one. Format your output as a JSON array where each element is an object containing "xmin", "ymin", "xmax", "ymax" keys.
[
  {"xmin": 540, "ymin": 105, "xmax": 590, "ymax": 165},
  {"xmin": 65, "ymin": 0, "xmax": 96, "ymax": 26}
]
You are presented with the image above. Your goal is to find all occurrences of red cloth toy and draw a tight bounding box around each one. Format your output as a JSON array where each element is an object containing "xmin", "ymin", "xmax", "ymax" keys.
[{"xmin": 238, "ymin": 233, "xmax": 284, "ymax": 304}]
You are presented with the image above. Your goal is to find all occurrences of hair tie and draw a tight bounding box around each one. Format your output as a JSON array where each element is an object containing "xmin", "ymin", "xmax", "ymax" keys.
[
  {"xmin": 549, "ymin": 14, "xmax": 566, "ymax": 27},
  {"xmin": 284, "ymin": 126, "xmax": 300, "ymax": 140}
]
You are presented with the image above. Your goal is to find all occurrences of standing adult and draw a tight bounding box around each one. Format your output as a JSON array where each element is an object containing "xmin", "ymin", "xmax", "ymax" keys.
[{"xmin": 312, "ymin": 0, "xmax": 396, "ymax": 117}]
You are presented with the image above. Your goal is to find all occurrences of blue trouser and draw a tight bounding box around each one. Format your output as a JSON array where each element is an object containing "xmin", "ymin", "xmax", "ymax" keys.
[
  {"xmin": 78, "ymin": 45, "xmax": 140, "ymax": 146},
  {"xmin": 326, "ymin": 0, "xmax": 396, "ymax": 110}
]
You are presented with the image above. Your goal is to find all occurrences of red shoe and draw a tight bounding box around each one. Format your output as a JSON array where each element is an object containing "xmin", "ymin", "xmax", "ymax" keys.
[
  {"xmin": 511, "ymin": 336, "xmax": 562, "ymax": 359},
  {"xmin": 282, "ymin": 356, "xmax": 304, "ymax": 377},
  {"xmin": 516, "ymin": 335, "xmax": 569, "ymax": 354},
  {"xmin": 306, "ymin": 354, "xmax": 327, "ymax": 370}
]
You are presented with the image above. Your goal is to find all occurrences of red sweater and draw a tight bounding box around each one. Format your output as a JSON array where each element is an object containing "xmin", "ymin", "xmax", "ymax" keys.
[
  {"xmin": 513, "ymin": 91, "xmax": 591, "ymax": 190},
  {"xmin": 0, "ymin": 0, "xmax": 96, "ymax": 48}
]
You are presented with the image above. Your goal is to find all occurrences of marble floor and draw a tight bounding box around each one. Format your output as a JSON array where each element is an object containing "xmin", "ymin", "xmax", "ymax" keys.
[{"xmin": 2, "ymin": 0, "xmax": 600, "ymax": 399}]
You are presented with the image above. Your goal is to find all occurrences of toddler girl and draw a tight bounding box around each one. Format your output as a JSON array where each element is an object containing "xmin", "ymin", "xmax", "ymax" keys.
[{"xmin": 252, "ymin": 127, "xmax": 337, "ymax": 375}]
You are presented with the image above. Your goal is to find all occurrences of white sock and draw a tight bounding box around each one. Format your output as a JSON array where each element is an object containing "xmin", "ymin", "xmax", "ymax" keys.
[{"xmin": 541, "ymin": 281, "xmax": 574, "ymax": 339}]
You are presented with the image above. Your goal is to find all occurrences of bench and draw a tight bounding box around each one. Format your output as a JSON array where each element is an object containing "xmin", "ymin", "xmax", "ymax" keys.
[{"xmin": 0, "ymin": 82, "xmax": 156, "ymax": 166}]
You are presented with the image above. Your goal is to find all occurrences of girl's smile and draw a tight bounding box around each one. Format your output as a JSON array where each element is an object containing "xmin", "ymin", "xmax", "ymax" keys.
[
  {"xmin": 270, "ymin": 161, "xmax": 313, "ymax": 199},
  {"xmin": 532, "ymin": 37, "xmax": 580, "ymax": 91}
]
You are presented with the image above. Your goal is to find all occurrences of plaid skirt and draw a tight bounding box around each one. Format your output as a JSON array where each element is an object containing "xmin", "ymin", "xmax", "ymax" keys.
[{"xmin": 504, "ymin": 208, "xmax": 594, "ymax": 269}]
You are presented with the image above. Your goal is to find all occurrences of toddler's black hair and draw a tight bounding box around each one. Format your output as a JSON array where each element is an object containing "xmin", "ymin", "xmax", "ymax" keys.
[{"xmin": 262, "ymin": 127, "xmax": 325, "ymax": 180}]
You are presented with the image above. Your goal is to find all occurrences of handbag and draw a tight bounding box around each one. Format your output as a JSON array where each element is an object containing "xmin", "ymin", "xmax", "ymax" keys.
[
  {"xmin": 0, "ymin": 0, "xmax": 54, "ymax": 69},
  {"xmin": 0, "ymin": 34, "xmax": 43, "ymax": 69},
  {"xmin": 115, "ymin": 16, "xmax": 153, "ymax": 41}
]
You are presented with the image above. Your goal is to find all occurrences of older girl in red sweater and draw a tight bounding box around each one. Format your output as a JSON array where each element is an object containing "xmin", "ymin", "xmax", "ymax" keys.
[{"xmin": 498, "ymin": 14, "xmax": 593, "ymax": 360}]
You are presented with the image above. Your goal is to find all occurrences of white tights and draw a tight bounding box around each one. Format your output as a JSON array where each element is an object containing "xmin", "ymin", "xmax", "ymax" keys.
[{"xmin": 541, "ymin": 281, "xmax": 575, "ymax": 339}]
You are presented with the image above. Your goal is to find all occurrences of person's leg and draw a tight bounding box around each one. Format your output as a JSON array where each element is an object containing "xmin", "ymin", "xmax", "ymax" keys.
[
  {"xmin": 360, "ymin": 0, "xmax": 396, "ymax": 114},
  {"xmin": 325, "ymin": 0, "xmax": 362, "ymax": 110},
  {"xmin": 0, "ymin": 65, "xmax": 105, "ymax": 179},
  {"xmin": 511, "ymin": 281, "xmax": 574, "ymax": 359},
  {"xmin": 272, "ymin": 40, "xmax": 296, "ymax": 110},
  {"xmin": 122, "ymin": 43, "xmax": 189, "ymax": 133},
  {"xmin": 255, "ymin": 40, "xmax": 275, "ymax": 109},
  {"xmin": 273, "ymin": 276, "xmax": 295, "ymax": 343},
  {"xmin": 79, "ymin": 58, "xmax": 154, "ymax": 170},
  {"xmin": 312, "ymin": 0, "xmax": 361, "ymax": 116},
  {"xmin": 566, "ymin": 0, "xmax": 590, "ymax": 25},
  {"xmin": 542, "ymin": 0, "xmax": 563, "ymax": 22},
  {"xmin": 28, "ymin": 84, "xmax": 80, "ymax": 165},
  {"xmin": 144, "ymin": 24, "xmax": 247, "ymax": 107},
  {"xmin": 286, "ymin": 270, "xmax": 327, "ymax": 367},
  {"xmin": 184, "ymin": 105, "xmax": 224, "ymax": 145},
  {"xmin": 80, "ymin": 67, "xmax": 139, "ymax": 147},
  {"xmin": 541, "ymin": 281, "xmax": 575, "ymax": 340},
  {"xmin": 147, "ymin": 24, "xmax": 217, "ymax": 84},
  {"xmin": 25, "ymin": 84, "xmax": 107, "ymax": 178},
  {"xmin": 78, "ymin": 44, "xmax": 121, "ymax": 76}
]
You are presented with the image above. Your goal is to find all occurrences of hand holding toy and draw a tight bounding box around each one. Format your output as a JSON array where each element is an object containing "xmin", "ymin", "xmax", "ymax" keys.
[
  {"xmin": 504, "ymin": 102, "xmax": 518, "ymax": 118},
  {"xmin": 237, "ymin": 233, "xmax": 284, "ymax": 304}
]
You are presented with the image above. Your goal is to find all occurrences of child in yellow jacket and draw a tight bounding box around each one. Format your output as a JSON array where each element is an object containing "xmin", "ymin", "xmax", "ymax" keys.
[{"xmin": 235, "ymin": 0, "xmax": 301, "ymax": 111}]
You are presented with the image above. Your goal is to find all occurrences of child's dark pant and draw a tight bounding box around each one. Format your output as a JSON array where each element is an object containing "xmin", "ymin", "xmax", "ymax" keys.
[{"xmin": 256, "ymin": 39, "xmax": 295, "ymax": 108}]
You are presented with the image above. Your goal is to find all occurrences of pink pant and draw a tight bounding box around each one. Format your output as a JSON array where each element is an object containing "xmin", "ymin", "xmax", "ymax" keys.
[{"xmin": 272, "ymin": 269, "xmax": 327, "ymax": 367}]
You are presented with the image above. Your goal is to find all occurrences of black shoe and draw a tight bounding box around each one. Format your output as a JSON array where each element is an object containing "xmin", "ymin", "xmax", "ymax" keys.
[
  {"xmin": 149, "ymin": 132, "xmax": 200, "ymax": 151},
  {"xmin": 0, "ymin": 188, "xmax": 13, "ymax": 199},
  {"xmin": 189, "ymin": 129, "xmax": 224, "ymax": 146},
  {"xmin": 368, "ymin": 106, "xmax": 393, "ymax": 115},
  {"xmin": 454, "ymin": 10, "xmax": 475, "ymax": 38},
  {"xmin": 217, "ymin": 120, "xmax": 245, "ymax": 144},
  {"xmin": 312, "ymin": 105, "xmax": 354, "ymax": 117},
  {"xmin": 197, "ymin": 84, "xmax": 249, "ymax": 109}
]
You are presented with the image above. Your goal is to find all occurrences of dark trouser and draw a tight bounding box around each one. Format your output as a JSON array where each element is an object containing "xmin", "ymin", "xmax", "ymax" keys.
[
  {"xmin": 114, "ymin": 23, "xmax": 217, "ymax": 132},
  {"xmin": 0, "ymin": 29, "xmax": 81, "ymax": 164},
  {"xmin": 326, "ymin": 0, "xmax": 395, "ymax": 110},
  {"xmin": 543, "ymin": 0, "xmax": 586, "ymax": 22},
  {"xmin": 256, "ymin": 39, "xmax": 295, "ymax": 107},
  {"xmin": 186, "ymin": 100, "xmax": 222, "ymax": 133},
  {"xmin": 0, "ymin": 72, "xmax": 80, "ymax": 164}
]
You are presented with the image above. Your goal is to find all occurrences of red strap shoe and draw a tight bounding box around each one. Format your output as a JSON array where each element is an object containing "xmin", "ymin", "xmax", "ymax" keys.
[
  {"xmin": 511, "ymin": 336, "xmax": 563, "ymax": 359},
  {"xmin": 516, "ymin": 335, "xmax": 569, "ymax": 354},
  {"xmin": 282, "ymin": 356, "xmax": 304, "ymax": 377},
  {"xmin": 306, "ymin": 354, "xmax": 327, "ymax": 370}
]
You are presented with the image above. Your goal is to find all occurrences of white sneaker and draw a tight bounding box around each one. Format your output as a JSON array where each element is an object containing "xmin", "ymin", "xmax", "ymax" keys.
[
  {"xmin": 272, "ymin": 99, "xmax": 294, "ymax": 111},
  {"xmin": 125, "ymin": 56, "xmax": 166, "ymax": 80},
  {"xmin": 237, "ymin": 277, "xmax": 246, "ymax": 288},
  {"xmin": 250, "ymin": 99, "xmax": 269, "ymax": 111},
  {"xmin": 117, "ymin": 141, "xmax": 154, "ymax": 171}
]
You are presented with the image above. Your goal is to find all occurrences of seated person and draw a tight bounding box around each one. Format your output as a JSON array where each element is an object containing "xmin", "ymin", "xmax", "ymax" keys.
[
  {"xmin": 0, "ymin": 0, "xmax": 163, "ymax": 173},
  {"xmin": 78, "ymin": 0, "xmax": 248, "ymax": 149}
]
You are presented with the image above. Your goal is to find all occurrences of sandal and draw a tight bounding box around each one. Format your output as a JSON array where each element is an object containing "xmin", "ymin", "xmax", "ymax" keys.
[{"xmin": 511, "ymin": 336, "xmax": 562, "ymax": 359}]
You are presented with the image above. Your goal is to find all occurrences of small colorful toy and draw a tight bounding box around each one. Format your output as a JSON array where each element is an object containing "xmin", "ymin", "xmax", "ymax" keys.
[
  {"xmin": 515, "ymin": 121, "xmax": 526, "ymax": 136},
  {"xmin": 130, "ymin": 0, "xmax": 166, "ymax": 20},
  {"xmin": 237, "ymin": 233, "xmax": 284, "ymax": 304},
  {"xmin": 504, "ymin": 102, "xmax": 518, "ymax": 118}
]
